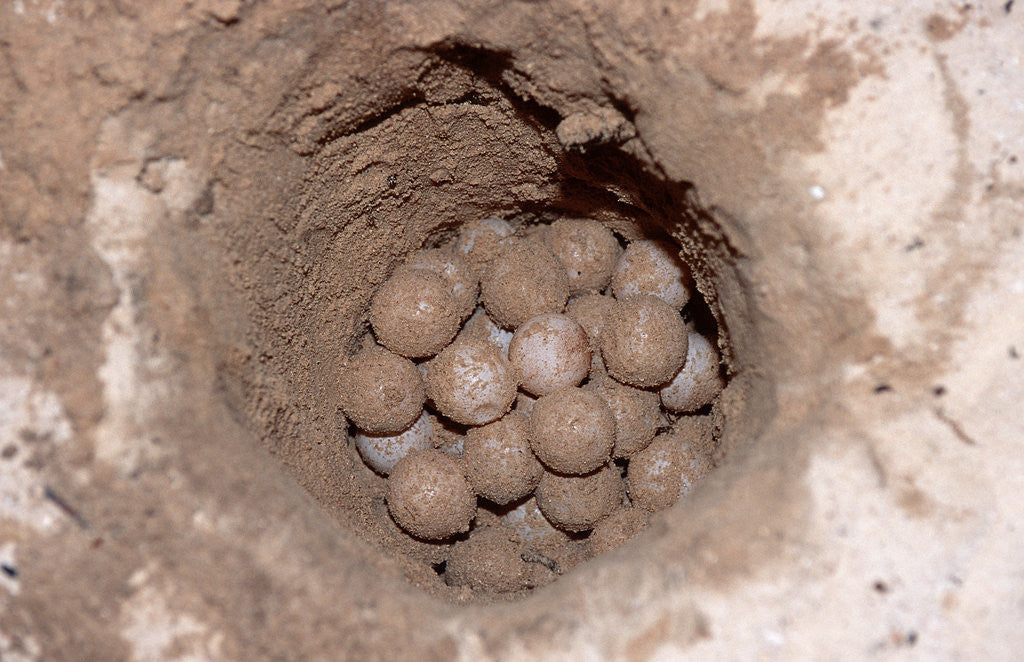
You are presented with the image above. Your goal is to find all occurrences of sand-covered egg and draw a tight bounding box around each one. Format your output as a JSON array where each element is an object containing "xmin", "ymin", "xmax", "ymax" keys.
[
  {"xmin": 535, "ymin": 465, "xmax": 622, "ymax": 533},
  {"xmin": 480, "ymin": 238, "xmax": 570, "ymax": 329},
  {"xmin": 456, "ymin": 217, "xmax": 515, "ymax": 277},
  {"xmin": 660, "ymin": 330, "xmax": 725, "ymax": 412},
  {"xmin": 373, "ymin": 500, "xmax": 452, "ymax": 567},
  {"xmin": 611, "ymin": 239, "xmax": 693, "ymax": 310},
  {"xmin": 601, "ymin": 294, "xmax": 688, "ymax": 388},
  {"xmin": 587, "ymin": 374, "xmax": 661, "ymax": 458},
  {"xmin": 433, "ymin": 415, "xmax": 466, "ymax": 459},
  {"xmin": 369, "ymin": 266, "xmax": 460, "ymax": 358},
  {"xmin": 514, "ymin": 391, "xmax": 537, "ymax": 416},
  {"xmin": 589, "ymin": 506, "xmax": 650, "ymax": 555},
  {"xmin": 625, "ymin": 422, "xmax": 714, "ymax": 512},
  {"xmin": 463, "ymin": 413, "xmax": 542, "ymax": 504},
  {"xmin": 445, "ymin": 525, "xmax": 528, "ymax": 593},
  {"xmin": 544, "ymin": 218, "xmax": 621, "ymax": 295},
  {"xmin": 498, "ymin": 497, "xmax": 589, "ymax": 585},
  {"xmin": 529, "ymin": 387, "xmax": 615, "ymax": 475},
  {"xmin": 508, "ymin": 313, "xmax": 590, "ymax": 396},
  {"xmin": 457, "ymin": 306, "xmax": 513, "ymax": 357},
  {"xmin": 354, "ymin": 409, "xmax": 434, "ymax": 475},
  {"xmin": 499, "ymin": 496, "xmax": 564, "ymax": 544},
  {"xmin": 566, "ymin": 292, "xmax": 615, "ymax": 373},
  {"xmin": 425, "ymin": 338, "xmax": 518, "ymax": 425},
  {"xmin": 405, "ymin": 247, "xmax": 479, "ymax": 321},
  {"xmin": 338, "ymin": 345, "xmax": 425, "ymax": 434},
  {"xmin": 386, "ymin": 449, "xmax": 476, "ymax": 540}
]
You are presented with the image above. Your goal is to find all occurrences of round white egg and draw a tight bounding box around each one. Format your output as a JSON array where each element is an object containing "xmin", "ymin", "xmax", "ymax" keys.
[
  {"xmin": 354, "ymin": 410, "xmax": 434, "ymax": 475},
  {"xmin": 659, "ymin": 331, "xmax": 724, "ymax": 412},
  {"xmin": 508, "ymin": 313, "xmax": 591, "ymax": 396},
  {"xmin": 611, "ymin": 239, "xmax": 693, "ymax": 310}
]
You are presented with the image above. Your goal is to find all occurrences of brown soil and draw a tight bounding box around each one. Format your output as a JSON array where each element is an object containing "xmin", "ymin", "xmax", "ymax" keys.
[
  {"xmin": 8, "ymin": 0, "xmax": 1014, "ymax": 659},
  {"xmin": 0, "ymin": 1, "xmax": 766, "ymax": 653}
]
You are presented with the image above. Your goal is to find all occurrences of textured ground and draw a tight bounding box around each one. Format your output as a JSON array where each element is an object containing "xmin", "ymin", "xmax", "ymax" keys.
[{"xmin": 0, "ymin": 0, "xmax": 1022, "ymax": 660}]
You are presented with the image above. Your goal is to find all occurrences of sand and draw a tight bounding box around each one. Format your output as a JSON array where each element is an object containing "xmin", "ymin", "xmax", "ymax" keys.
[{"xmin": 2, "ymin": 0, "xmax": 1021, "ymax": 659}]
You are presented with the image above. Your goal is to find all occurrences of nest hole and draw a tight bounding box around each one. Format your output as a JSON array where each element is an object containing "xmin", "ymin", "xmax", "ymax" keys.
[{"xmin": 206, "ymin": 45, "xmax": 760, "ymax": 602}]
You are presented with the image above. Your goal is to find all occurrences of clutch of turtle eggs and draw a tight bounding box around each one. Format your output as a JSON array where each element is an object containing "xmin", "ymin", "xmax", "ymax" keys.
[{"xmin": 338, "ymin": 216, "xmax": 724, "ymax": 593}]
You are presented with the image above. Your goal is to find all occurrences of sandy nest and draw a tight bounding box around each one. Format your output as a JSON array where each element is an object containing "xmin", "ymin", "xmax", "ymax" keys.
[{"xmin": 0, "ymin": 0, "xmax": 1022, "ymax": 659}]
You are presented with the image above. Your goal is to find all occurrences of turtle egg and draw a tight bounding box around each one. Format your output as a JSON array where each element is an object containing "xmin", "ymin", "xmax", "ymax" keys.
[
  {"xmin": 535, "ymin": 465, "xmax": 622, "ymax": 533},
  {"xmin": 589, "ymin": 506, "xmax": 650, "ymax": 555},
  {"xmin": 625, "ymin": 427, "xmax": 713, "ymax": 512},
  {"xmin": 456, "ymin": 217, "xmax": 515, "ymax": 277},
  {"xmin": 425, "ymin": 338, "xmax": 518, "ymax": 426},
  {"xmin": 611, "ymin": 239, "xmax": 693, "ymax": 310},
  {"xmin": 369, "ymin": 266, "xmax": 460, "ymax": 358},
  {"xmin": 445, "ymin": 525, "xmax": 528, "ymax": 593},
  {"xmin": 499, "ymin": 497, "xmax": 589, "ymax": 586},
  {"xmin": 405, "ymin": 247, "xmax": 479, "ymax": 321},
  {"xmin": 338, "ymin": 346, "xmax": 425, "ymax": 435},
  {"xmin": 659, "ymin": 331, "xmax": 725, "ymax": 412},
  {"xmin": 586, "ymin": 374, "xmax": 661, "ymax": 459},
  {"xmin": 458, "ymin": 306, "xmax": 513, "ymax": 357},
  {"xmin": 566, "ymin": 293, "xmax": 615, "ymax": 374},
  {"xmin": 529, "ymin": 387, "xmax": 615, "ymax": 475},
  {"xmin": 508, "ymin": 313, "xmax": 590, "ymax": 396},
  {"xmin": 543, "ymin": 218, "xmax": 621, "ymax": 295},
  {"xmin": 480, "ymin": 238, "xmax": 570, "ymax": 329},
  {"xmin": 386, "ymin": 449, "xmax": 476, "ymax": 540},
  {"xmin": 463, "ymin": 413, "xmax": 542, "ymax": 505},
  {"xmin": 601, "ymin": 294, "xmax": 688, "ymax": 388},
  {"xmin": 354, "ymin": 409, "xmax": 434, "ymax": 475}
]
